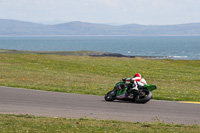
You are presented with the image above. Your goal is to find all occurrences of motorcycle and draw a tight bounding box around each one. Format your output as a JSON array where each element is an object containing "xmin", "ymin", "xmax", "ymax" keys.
[{"xmin": 104, "ymin": 80, "xmax": 157, "ymax": 103}]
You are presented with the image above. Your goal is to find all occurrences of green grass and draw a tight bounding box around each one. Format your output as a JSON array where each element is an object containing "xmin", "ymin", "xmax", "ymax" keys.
[
  {"xmin": 0, "ymin": 53, "xmax": 200, "ymax": 101},
  {"xmin": 0, "ymin": 114, "xmax": 199, "ymax": 133}
]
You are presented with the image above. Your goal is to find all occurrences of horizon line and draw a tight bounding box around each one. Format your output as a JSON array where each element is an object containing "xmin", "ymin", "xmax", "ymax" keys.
[{"xmin": 1, "ymin": 18, "xmax": 200, "ymax": 26}]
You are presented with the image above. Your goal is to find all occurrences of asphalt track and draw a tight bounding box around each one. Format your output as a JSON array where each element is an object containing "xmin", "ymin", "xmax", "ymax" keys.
[{"xmin": 0, "ymin": 86, "xmax": 200, "ymax": 125}]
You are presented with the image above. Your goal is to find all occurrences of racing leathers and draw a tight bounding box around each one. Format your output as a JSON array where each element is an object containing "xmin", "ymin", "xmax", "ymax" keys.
[
  {"xmin": 125, "ymin": 77, "xmax": 147, "ymax": 91},
  {"xmin": 116, "ymin": 76, "xmax": 147, "ymax": 99}
]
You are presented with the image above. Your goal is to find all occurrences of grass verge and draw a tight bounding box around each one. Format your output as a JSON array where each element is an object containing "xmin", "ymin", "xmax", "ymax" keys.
[
  {"xmin": 0, "ymin": 114, "xmax": 199, "ymax": 133},
  {"xmin": 0, "ymin": 52, "xmax": 200, "ymax": 101}
]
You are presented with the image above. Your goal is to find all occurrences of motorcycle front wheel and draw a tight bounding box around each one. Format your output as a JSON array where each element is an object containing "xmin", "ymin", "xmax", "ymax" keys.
[
  {"xmin": 135, "ymin": 89, "xmax": 152, "ymax": 104},
  {"xmin": 104, "ymin": 90, "xmax": 116, "ymax": 101}
]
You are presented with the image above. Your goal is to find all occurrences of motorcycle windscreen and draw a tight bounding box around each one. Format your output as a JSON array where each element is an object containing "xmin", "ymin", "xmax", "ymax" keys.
[{"xmin": 144, "ymin": 84, "xmax": 157, "ymax": 91}]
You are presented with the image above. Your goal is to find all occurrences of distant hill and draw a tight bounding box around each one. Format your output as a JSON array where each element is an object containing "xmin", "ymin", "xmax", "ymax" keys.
[{"xmin": 1, "ymin": 19, "xmax": 200, "ymax": 36}]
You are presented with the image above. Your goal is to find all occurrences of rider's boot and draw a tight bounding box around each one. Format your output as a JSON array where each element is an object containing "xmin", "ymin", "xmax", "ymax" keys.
[{"xmin": 126, "ymin": 89, "xmax": 134, "ymax": 99}]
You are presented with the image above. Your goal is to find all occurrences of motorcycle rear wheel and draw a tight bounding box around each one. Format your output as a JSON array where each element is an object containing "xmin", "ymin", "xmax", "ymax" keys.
[{"xmin": 105, "ymin": 91, "xmax": 116, "ymax": 101}]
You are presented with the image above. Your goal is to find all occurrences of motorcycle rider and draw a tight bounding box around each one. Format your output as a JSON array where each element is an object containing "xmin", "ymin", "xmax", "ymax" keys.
[{"xmin": 122, "ymin": 73, "xmax": 147, "ymax": 98}]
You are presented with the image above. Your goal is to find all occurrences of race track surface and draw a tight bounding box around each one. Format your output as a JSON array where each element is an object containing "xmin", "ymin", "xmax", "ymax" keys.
[{"xmin": 0, "ymin": 86, "xmax": 199, "ymax": 125}]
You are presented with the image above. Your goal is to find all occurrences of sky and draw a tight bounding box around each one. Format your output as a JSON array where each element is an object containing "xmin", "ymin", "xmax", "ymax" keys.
[{"xmin": 1, "ymin": 0, "xmax": 200, "ymax": 25}]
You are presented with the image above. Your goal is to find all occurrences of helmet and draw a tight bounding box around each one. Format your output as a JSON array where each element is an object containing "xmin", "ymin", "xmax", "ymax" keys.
[{"xmin": 134, "ymin": 73, "xmax": 141, "ymax": 78}]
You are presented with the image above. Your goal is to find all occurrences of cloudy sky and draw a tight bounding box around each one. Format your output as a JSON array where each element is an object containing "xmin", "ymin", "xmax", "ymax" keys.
[{"xmin": 0, "ymin": 0, "xmax": 200, "ymax": 25}]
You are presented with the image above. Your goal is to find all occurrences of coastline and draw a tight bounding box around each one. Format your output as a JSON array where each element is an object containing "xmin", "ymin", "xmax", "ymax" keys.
[
  {"xmin": 90, "ymin": 53, "xmax": 169, "ymax": 59},
  {"xmin": 0, "ymin": 36, "xmax": 199, "ymax": 60},
  {"xmin": 0, "ymin": 49, "xmax": 170, "ymax": 59}
]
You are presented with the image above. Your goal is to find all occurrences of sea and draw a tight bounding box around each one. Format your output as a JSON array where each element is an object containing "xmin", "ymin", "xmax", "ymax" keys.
[{"xmin": 0, "ymin": 36, "xmax": 200, "ymax": 60}]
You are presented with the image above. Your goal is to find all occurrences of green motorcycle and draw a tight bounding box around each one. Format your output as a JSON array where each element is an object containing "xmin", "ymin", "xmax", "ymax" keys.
[{"xmin": 104, "ymin": 81, "xmax": 157, "ymax": 104}]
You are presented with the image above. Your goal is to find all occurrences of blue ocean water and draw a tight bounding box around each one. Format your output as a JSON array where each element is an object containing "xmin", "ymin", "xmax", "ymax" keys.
[{"xmin": 0, "ymin": 36, "xmax": 200, "ymax": 60}]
